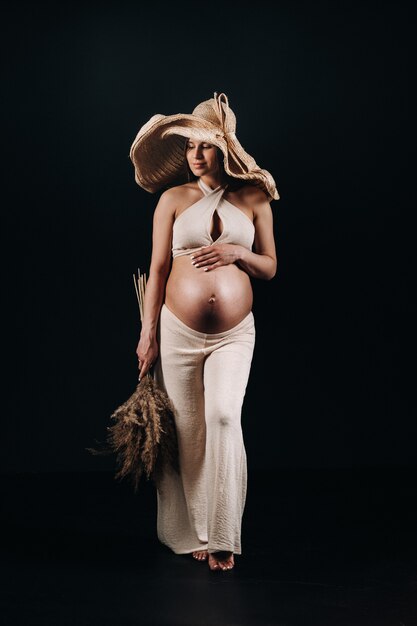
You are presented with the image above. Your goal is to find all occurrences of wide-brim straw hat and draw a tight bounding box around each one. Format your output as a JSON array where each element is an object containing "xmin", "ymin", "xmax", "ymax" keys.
[{"xmin": 129, "ymin": 92, "xmax": 279, "ymax": 202}]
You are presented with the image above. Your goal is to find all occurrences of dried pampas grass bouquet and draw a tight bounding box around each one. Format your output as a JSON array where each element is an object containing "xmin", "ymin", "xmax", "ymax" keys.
[{"xmin": 87, "ymin": 269, "xmax": 179, "ymax": 493}]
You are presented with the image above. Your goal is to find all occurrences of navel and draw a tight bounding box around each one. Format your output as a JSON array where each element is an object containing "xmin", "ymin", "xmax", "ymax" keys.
[{"xmin": 208, "ymin": 295, "xmax": 216, "ymax": 305}]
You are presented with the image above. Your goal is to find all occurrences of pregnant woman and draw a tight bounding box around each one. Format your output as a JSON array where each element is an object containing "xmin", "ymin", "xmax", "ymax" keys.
[{"xmin": 129, "ymin": 93, "xmax": 279, "ymax": 571}]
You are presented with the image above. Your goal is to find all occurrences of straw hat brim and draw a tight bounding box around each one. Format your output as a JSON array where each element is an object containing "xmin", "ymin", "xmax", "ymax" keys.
[{"xmin": 129, "ymin": 113, "xmax": 279, "ymax": 201}]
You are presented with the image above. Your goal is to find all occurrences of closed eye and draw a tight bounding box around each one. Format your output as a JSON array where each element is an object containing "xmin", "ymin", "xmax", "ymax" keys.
[{"xmin": 187, "ymin": 143, "xmax": 213, "ymax": 149}]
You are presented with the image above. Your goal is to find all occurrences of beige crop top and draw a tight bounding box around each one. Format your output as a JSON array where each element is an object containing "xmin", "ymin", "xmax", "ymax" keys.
[{"xmin": 172, "ymin": 178, "xmax": 255, "ymax": 258}]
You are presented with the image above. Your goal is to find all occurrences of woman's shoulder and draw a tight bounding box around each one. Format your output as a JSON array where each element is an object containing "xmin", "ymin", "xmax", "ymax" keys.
[
  {"xmin": 161, "ymin": 181, "xmax": 199, "ymax": 199},
  {"xmin": 159, "ymin": 182, "xmax": 200, "ymax": 208},
  {"xmin": 237, "ymin": 184, "xmax": 269, "ymax": 204},
  {"xmin": 229, "ymin": 183, "xmax": 270, "ymax": 214}
]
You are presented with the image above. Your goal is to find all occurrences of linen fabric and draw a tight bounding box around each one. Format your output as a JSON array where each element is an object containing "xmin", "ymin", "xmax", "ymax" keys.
[
  {"xmin": 172, "ymin": 178, "xmax": 255, "ymax": 258},
  {"xmin": 153, "ymin": 304, "xmax": 256, "ymax": 555}
]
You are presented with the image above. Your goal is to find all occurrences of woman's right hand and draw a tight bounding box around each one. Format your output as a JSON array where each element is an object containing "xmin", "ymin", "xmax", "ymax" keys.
[{"xmin": 136, "ymin": 333, "xmax": 159, "ymax": 380}]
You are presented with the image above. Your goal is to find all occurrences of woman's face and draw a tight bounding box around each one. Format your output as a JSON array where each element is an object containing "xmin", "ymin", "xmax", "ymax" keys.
[{"xmin": 185, "ymin": 137, "xmax": 219, "ymax": 177}]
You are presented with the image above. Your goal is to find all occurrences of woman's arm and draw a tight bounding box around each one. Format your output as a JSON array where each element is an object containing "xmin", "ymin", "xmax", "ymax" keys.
[
  {"xmin": 137, "ymin": 190, "xmax": 175, "ymax": 378},
  {"xmin": 235, "ymin": 191, "xmax": 277, "ymax": 280},
  {"xmin": 190, "ymin": 189, "xmax": 277, "ymax": 280}
]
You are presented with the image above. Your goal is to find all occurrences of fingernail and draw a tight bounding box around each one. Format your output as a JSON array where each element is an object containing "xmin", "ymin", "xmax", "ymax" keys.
[{"xmin": 195, "ymin": 264, "xmax": 200, "ymax": 268}]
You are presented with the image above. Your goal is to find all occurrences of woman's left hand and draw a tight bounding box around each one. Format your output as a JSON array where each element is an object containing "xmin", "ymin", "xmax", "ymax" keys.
[{"xmin": 190, "ymin": 244, "xmax": 243, "ymax": 272}]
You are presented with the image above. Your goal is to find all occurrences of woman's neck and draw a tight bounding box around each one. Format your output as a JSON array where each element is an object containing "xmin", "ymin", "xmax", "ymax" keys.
[{"xmin": 200, "ymin": 173, "xmax": 227, "ymax": 190}]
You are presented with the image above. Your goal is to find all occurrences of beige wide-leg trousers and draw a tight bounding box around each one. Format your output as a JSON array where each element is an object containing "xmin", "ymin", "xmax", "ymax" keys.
[{"xmin": 153, "ymin": 303, "xmax": 256, "ymax": 555}]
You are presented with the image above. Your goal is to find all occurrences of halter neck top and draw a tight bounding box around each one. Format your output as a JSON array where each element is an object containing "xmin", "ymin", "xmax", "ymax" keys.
[{"xmin": 172, "ymin": 178, "xmax": 255, "ymax": 258}]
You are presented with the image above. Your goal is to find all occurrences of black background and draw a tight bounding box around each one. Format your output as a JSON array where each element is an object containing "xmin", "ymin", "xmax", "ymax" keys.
[{"xmin": 2, "ymin": 0, "xmax": 415, "ymax": 474}]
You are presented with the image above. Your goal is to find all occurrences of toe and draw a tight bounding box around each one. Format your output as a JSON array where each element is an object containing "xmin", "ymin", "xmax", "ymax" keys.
[
  {"xmin": 222, "ymin": 557, "xmax": 234, "ymax": 570},
  {"xmin": 208, "ymin": 556, "xmax": 220, "ymax": 571}
]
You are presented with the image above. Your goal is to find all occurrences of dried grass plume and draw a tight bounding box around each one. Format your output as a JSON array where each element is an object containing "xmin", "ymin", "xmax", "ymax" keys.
[{"xmin": 87, "ymin": 269, "xmax": 179, "ymax": 492}]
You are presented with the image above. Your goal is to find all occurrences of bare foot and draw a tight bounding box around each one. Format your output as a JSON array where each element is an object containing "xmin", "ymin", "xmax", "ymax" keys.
[
  {"xmin": 208, "ymin": 551, "xmax": 234, "ymax": 571},
  {"xmin": 192, "ymin": 549, "xmax": 208, "ymax": 561}
]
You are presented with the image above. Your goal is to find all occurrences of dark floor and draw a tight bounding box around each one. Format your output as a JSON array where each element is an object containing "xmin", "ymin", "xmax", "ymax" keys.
[{"xmin": 1, "ymin": 466, "xmax": 416, "ymax": 626}]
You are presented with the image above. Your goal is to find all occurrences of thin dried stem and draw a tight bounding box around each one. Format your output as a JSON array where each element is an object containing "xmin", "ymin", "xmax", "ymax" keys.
[{"xmin": 133, "ymin": 268, "xmax": 147, "ymax": 323}]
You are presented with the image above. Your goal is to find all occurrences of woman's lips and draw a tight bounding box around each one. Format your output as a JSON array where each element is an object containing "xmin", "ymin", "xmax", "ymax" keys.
[{"xmin": 193, "ymin": 163, "xmax": 205, "ymax": 168}]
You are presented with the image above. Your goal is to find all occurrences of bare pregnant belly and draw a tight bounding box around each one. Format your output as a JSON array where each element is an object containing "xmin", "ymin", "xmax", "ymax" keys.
[{"xmin": 165, "ymin": 256, "xmax": 253, "ymax": 333}]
